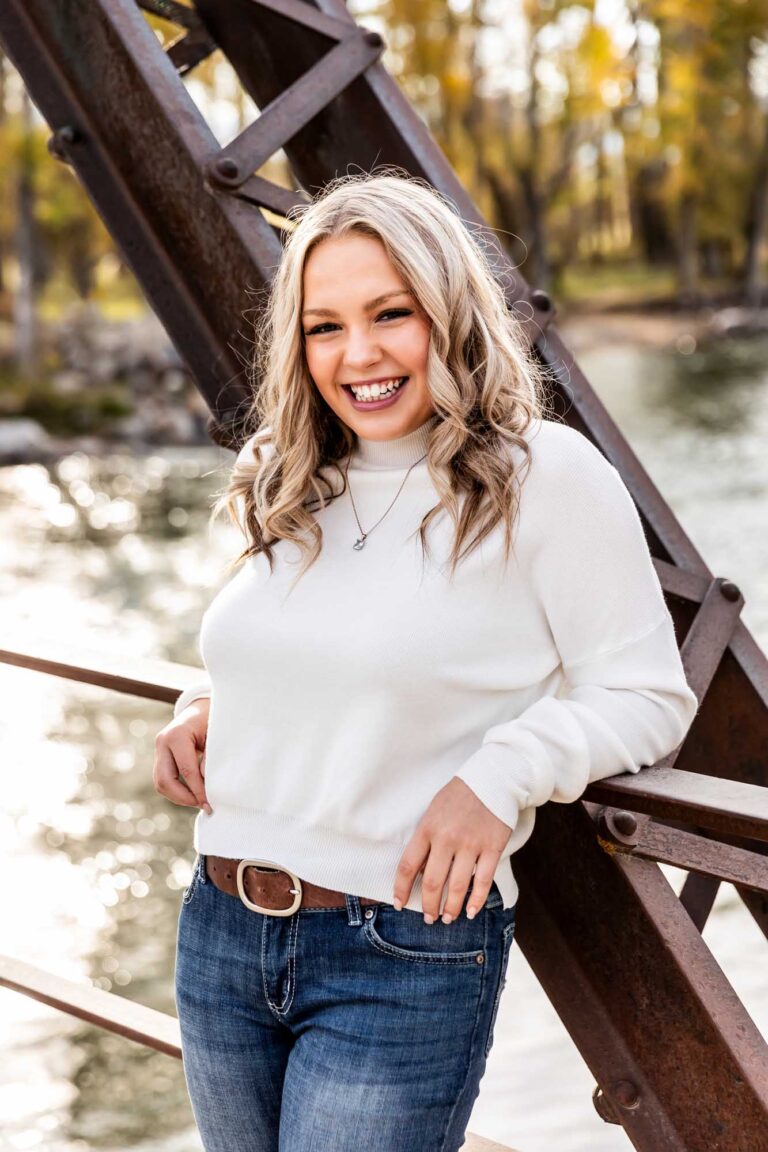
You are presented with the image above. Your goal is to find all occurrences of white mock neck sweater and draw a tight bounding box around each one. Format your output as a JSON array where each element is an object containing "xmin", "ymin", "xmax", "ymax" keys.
[{"xmin": 174, "ymin": 415, "xmax": 698, "ymax": 911}]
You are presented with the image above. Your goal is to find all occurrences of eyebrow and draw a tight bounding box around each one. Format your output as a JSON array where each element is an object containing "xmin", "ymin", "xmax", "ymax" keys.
[{"xmin": 302, "ymin": 290, "xmax": 413, "ymax": 319}]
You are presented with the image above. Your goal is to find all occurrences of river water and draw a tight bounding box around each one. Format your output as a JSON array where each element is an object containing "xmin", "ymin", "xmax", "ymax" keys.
[{"xmin": 1, "ymin": 325, "xmax": 766, "ymax": 1152}]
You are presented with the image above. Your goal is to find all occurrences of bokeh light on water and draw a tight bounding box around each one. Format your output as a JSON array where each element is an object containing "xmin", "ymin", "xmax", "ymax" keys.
[
  {"xmin": 0, "ymin": 334, "xmax": 766, "ymax": 1151},
  {"xmin": 0, "ymin": 444, "xmax": 238, "ymax": 1152}
]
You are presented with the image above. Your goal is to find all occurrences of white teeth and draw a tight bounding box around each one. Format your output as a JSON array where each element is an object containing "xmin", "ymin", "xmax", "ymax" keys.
[{"xmin": 350, "ymin": 377, "xmax": 406, "ymax": 401}]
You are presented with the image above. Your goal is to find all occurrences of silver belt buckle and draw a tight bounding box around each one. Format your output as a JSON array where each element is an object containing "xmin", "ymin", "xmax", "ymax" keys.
[{"xmin": 236, "ymin": 858, "xmax": 303, "ymax": 917}]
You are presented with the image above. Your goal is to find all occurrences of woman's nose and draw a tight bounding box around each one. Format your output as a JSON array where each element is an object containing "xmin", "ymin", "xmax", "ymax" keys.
[{"xmin": 343, "ymin": 328, "xmax": 382, "ymax": 368}]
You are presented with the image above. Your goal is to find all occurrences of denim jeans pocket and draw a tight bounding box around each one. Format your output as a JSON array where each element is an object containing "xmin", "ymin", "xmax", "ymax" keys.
[
  {"xmin": 484, "ymin": 914, "xmax": 517, "ymax": 1057},
  {"xmin": 362, "ymin": 905, "xmax": 487, "ymax": 966},
  {"xmin": 182, "ymin": 854, "xmax": 205, "ymax": 906}
]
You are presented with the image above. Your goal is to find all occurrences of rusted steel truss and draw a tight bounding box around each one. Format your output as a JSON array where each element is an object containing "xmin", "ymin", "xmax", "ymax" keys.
[{"xmin": 0, "ymin": 1, "xmax": 766, "ymax": 1148}]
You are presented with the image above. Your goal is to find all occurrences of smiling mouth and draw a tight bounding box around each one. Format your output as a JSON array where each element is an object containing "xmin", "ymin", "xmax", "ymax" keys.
[{"xmin": 342, "ymin": 376, "xmax": 409, "ymax": 402}]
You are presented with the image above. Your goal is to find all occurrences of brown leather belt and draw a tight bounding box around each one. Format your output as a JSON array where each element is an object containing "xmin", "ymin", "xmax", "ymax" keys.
[{"xmin": 205, "ymin": 855, "xmax": 380, "ymax": 915}]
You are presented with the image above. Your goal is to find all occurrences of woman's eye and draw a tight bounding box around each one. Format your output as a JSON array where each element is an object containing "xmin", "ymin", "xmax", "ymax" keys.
[
  {"xmin": 379, "ymin": 308, "xmax": 414, "ymax": 322},
  {"xmin": 304, "ymin": 309, "xmax": 412, "ymax": 337}
]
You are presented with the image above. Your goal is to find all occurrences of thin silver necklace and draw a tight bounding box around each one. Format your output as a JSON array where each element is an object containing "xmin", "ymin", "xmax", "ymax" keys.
[{"xmin": 343, "ymin": 448, "xmax": 427, "ymax": 550}]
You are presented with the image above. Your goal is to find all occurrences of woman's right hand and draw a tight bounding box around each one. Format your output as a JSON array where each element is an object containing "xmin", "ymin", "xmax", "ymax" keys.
[{"xmin": 153, "ymin": 697, "xmax": 213, "ymax": 815}]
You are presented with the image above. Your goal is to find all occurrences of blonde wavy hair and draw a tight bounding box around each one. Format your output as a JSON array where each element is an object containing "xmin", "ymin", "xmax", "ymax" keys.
[{"xmin": 213, "ymin": 168, "xmax": 552, "ymax": 583}]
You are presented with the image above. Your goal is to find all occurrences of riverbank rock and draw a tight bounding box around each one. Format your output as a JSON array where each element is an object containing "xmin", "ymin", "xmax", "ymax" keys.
[
  {"xmin": 0, "ymin": 418, "xmax": 53, "ymax": 464},
  {"xmin": 703, "ymin": 307, "xmax": 768, "ymax": 339}
]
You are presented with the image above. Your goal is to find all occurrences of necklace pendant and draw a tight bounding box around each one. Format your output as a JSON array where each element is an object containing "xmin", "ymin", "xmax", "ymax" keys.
[{"xmin": 353, "ymin": 536, "xmax": 366, "ymax": 551}]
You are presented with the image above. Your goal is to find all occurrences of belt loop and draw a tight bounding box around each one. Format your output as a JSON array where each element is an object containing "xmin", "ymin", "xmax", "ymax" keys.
[
  {"xmin": 345, "ymin": 893, "xmax": 362, "ymax": 926},
  {"xmin": 198, "ymin": 853, "xmax": 208, "ymax": 885}
]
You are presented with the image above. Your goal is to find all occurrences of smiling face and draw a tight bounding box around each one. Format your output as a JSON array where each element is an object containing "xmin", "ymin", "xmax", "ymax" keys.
[{"xmin": 301, "ymin": 233, "xmax": 435, "ymax": 441}]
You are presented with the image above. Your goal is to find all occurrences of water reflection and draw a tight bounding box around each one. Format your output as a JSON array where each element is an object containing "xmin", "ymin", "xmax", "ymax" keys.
[
  {"xmin": 1, "ymin": 446, "xmax": 236, "ymax": 1152},
  {"xmin": 573, "ymin": 335, "xmax": 768, "ymax": 648},
  {"xmin": 1, "ymin": 338, "xmax": 766, "ymax": 1151},
  {"xmin": 649, "ymin": 332, "xmax": 768, "ymax": 435}
]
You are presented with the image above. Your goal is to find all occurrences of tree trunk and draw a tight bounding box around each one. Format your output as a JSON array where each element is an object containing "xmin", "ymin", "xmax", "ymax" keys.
[
  {"xmin": 521, "ymin": 35, "xmax": 550, "ymax": 290},
  {"xmin": 482, "ymin": 161, "xmax": 523, "ymax": 267},
  {"xmin": 743, "ymin": 114, "xmax": 768, "ymax": 308},
  {"xmin": 13, "ymin": 87, "xmax": 38, "ymax": 377},
  {"xmin": 677, "ymin": 191, "xmax": 699, "ymax": 306},
  {"xmin": 518, "ymin": 166, "xmax": 549, "ymax": 289},
  {"xmin": 0, "ymin": 53, "xmax": 6, "ymax": 295},
  {"xmin": 631, "ymin": 160, "xmax": 673, "ymax": 265}
]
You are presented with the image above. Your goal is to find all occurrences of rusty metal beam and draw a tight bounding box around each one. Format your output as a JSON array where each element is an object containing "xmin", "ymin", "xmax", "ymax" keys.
[
  {"xmin": 514, "ymin": 803, "xmax": 768, "ymax": 1150},
  {"xmin": 0, "ymin": 634, "xmax": 204, "ymax": 705},
  {"xmin": 587, "ymin": 805, "xmax": 768, "ymax": 893},
  {"xmin": 207, "ymin": 31, "xmax": 385, "ymax": 191},
  {"xmin": 678, "ymin": 872, "xmax": 721, "ymax": 932},
  {"xmin": 676, "ymin": 577, "xmax": 744, "ymax": 704},
  {"xmin": 137, "ymin": 0, "xmax": 200, "ymax": 30},
  {"xmin": 653, "ymin": 558, "xmax": 711, "ymax": 603},
  {"xmin": 585, "ymin": 767, "xmax": 768, "ymax": 843},
  {"xmin": 233, "ymin": 172, "xmax": 311, "ymax": 215},
  {"xmin": 0, "ymin": 953, "xmax": 182, "ymax": 1057},
  {"xmin": 0, "ymin": 0, "xmax": 283, "ymax": 440},
  {"xmin": 739, "ymin": 888, "xmax": 768, "ymax": 945}
]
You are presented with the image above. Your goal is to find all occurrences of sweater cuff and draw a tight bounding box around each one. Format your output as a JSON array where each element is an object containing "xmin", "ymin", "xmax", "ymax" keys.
[
  {"xmin": 173, "ymin": 684, "xmax": 212, "ymax": 718},
  {"xmin": 454, "ymin": 742, "xmax": 532, "ymax": 830}
]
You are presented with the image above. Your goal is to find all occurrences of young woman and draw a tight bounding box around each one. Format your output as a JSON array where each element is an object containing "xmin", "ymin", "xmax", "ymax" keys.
[{"xmin": 153, "ymin": 170, "xmax": 697, "ymax": 1151}]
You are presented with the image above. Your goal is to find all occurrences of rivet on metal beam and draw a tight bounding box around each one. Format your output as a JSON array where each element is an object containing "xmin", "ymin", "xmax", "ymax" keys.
[
  {"xmin": 596, "ymin": 807, "xmax": 643, "ymax": 852},
  {"xmin": 719, "ymin": 580, "xmax": 741, "ymax": 602},
  {"xmin": 210, "ymin": 157, "xmax": 241, "ymax": 186},
  {"xmin": 530, "ymin": 288, "xmax": 553, "ymax": 312},
  {"xmin": 362, "ymin": 29, "xmax": 384, "ymax": 48},
  {"xmin": 611, "ymin": 1080, "xmax": 641, "ymax": 1110},
  {"xmin": 613, "ymin": 810, "xmax": 638, "ymax": 837},
  {"xmin": 47, "ymin": 125, "xmax": 80, "ymax": 162}
]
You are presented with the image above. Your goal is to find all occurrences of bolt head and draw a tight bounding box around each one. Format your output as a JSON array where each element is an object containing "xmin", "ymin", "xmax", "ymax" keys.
[
  {"xmin": 214, "ymin": 157, "xmax": 240, "ymax": 182},
  {"xmin": 720, "ymin": 580, "xmax": 740, "ymax": 602},
  {"xmin": 47, "ymin": 125, "xmax": 79, "ymax": 161},
  {"xmin": 611, "ymin": 1080, "xmax": 640, "ymax": 1109},
  {"xmin": 530, "ymin": 288, "xmax": 553, "ymax": 312},
  {"xmin": 613, "ymin": 810, "xmax": 638, "ymax": 837}
]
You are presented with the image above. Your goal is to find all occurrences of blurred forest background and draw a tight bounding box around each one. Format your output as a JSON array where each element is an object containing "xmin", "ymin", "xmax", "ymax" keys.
[{"xmin": 3, "ymin": 0, "xmax": 768, "ymax": 441}]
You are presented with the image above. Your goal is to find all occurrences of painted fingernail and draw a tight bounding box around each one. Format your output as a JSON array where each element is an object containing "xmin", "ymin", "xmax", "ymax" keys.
[
  {"xmin": 424, "ymin": 914, "xmax": 434, "ymax": 925},
  {"xmin": 442, "ymin": 913, "xmax": 453, "ymax": 924},
  {"xmin": 393, "ymin": 898, "xmax": 402, "ymax": 911},
  {"xmin": 466, "ymin": 906, "xmax": 477, "ymax": 920}
]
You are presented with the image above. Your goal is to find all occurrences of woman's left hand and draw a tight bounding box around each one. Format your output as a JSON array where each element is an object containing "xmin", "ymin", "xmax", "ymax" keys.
[{"xmin": 393, "ymin": 777, "xmax": 513, "ymax": 924}]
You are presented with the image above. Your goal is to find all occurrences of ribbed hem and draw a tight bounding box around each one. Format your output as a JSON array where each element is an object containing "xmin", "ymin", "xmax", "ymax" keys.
[
  {"xmin": 193, "ymin": 804, "xmax": 518, "ymax": 911},
  {"xmin": 352, "ymin": 414, "xmax": 440, "ymax": 470}
]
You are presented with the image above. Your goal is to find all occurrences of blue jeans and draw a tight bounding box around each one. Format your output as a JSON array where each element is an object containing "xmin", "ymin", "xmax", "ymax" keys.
[{"xmin": 175, "ymin": 853, "xmax": 517, "ymax": 1152}]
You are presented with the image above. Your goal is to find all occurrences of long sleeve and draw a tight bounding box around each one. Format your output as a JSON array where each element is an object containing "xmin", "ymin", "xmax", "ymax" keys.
[
  {"xmin": 454, "ymin": 430, "xmax": 699, "ymax": 831},
  {"xmin": 173, "ymin": 681, "xmax": 212, "ymax": 718}
]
